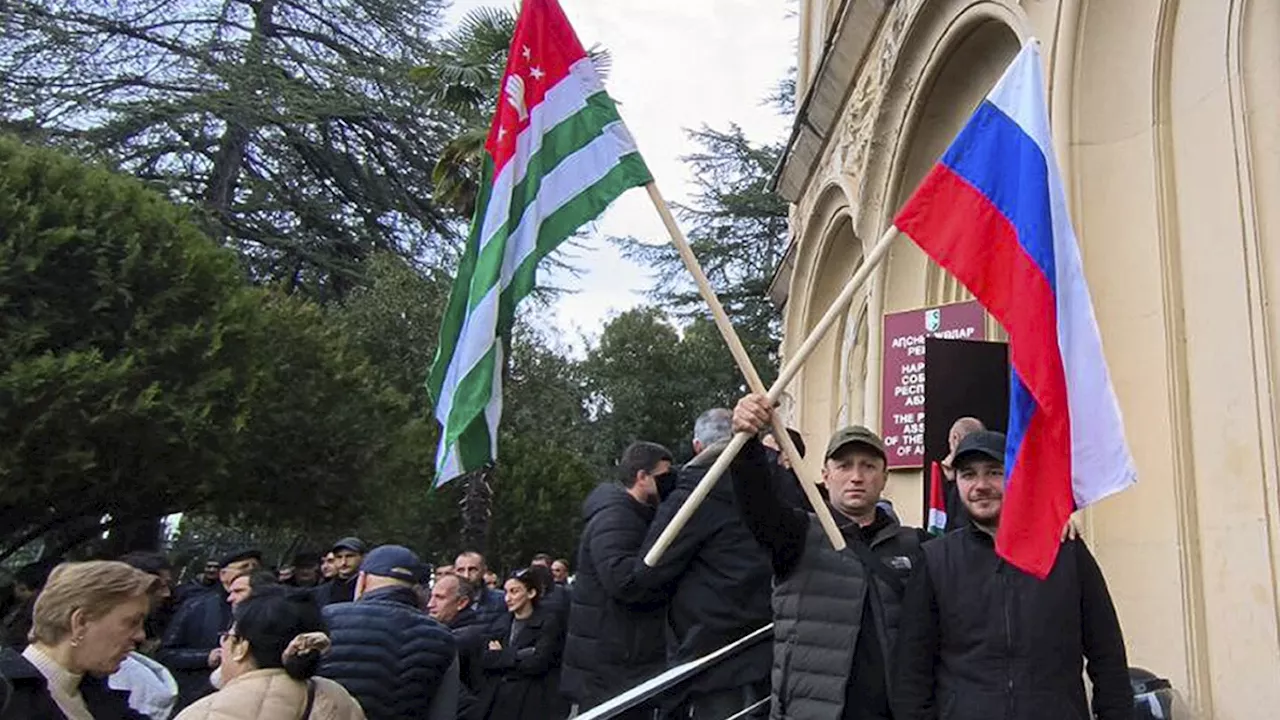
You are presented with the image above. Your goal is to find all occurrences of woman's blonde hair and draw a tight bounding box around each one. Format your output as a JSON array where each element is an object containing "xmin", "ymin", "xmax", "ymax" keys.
[{"xmin": 31, "ymin": 561, "xmax": 161, "ymax": 645}]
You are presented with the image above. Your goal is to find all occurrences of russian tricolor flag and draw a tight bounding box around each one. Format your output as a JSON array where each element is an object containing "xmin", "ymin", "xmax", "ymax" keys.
[{"xmin": 894, "ymin": 41, "xmax": 1137, "ymax": 578}]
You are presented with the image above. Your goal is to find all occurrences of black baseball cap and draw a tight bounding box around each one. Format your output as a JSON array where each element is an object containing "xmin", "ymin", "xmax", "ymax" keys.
[
  {"xmin": 330, "ymin": 537, "xmax": 367, "ymax": 555},
  {"xmin": 218, "ymin": 548, "xmax": 262, "ymax": 569},
  {"xmin": 825, "ymin": 425, "xmax": 887, "ymax": 461},
  {"xmin": 360, "ymin": 545, "xmax": 426, "ymax": 584},
  {"xmin": 952, "ymin": 430, "xmax": 1007, "ymax": 469}
]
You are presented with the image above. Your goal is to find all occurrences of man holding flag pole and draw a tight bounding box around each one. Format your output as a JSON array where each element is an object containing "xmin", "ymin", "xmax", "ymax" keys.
[
  {"xmin": 726, "ymin": 37, "xmax": 1133, "ymax": 720},
  {"xmin": 425, "ymin": 0, "xmax": 840, "ymax": 550}
]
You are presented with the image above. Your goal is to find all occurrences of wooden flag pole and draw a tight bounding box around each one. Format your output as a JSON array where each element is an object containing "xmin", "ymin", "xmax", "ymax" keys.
[
  {"xmin": 643, "ymin": 183, "xmax": 846, "ymax": 556},
  {"xmin": 645, "ymin": 222, "xmax": 899, "ymax": 566}
]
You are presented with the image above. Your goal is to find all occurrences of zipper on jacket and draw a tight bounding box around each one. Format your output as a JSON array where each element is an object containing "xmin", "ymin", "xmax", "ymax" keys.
[{"xmin": 1001, "ymin": 563, "xmax": 1015, "ymax": 715}]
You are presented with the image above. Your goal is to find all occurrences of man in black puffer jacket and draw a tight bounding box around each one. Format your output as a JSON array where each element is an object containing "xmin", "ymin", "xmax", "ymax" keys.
[
  {"xmin": 561, "ymin": 441, "xmax": 674, "ymax": 716},
  {"xmin": 320, "ymin": 545, "xmax": 459, "ymax": 720},
  {"xmin": 638, "ymin": 409, "xmax": 774, "ymax": 718}
]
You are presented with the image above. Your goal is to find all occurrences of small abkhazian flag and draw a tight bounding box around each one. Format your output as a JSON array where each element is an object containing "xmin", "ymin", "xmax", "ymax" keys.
[
  {"xmin": 893, "ymin": 41, "xmax": 1136, "ymax": 578},
  {"xmin": 427, "ymin": 0, "xmax": 652, "ymax": 484},
  {"xmin": 927, "ymin": 461, "xmax": 947, "ymax": 536}
]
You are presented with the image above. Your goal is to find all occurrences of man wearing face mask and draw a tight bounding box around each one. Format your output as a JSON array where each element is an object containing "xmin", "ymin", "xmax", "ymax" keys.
[
  {"xmin": 637, "ymin": 408, "xmax": 774, "ymax": 718},
  {"xmin": 561, "ymin": 441, "xmax": 674, "ymax": 717}
]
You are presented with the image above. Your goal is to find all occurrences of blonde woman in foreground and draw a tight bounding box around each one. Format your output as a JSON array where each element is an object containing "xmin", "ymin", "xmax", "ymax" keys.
[{"xmin": 0, "ymin": 561, "xmax": 161, "ymax": 719}]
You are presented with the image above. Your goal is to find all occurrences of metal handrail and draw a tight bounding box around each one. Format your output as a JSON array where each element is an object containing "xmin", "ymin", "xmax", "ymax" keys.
[{"xmin": 575, "ymin": 623, "xmax": 774, "ymax": 720}]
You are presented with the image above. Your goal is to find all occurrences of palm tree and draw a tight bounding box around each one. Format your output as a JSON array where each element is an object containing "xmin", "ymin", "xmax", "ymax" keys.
[{"xmin": 419, "ymin": 5, "xmax": 611, "ymax": 217}]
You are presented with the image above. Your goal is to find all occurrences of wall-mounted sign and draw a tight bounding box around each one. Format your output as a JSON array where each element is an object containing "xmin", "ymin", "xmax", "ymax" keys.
[{"xmin": 880, "ymin": 300, "xmax": 987, "ymax": 469}]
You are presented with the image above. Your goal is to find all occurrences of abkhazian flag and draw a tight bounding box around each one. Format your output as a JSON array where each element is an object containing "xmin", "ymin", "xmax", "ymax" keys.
[
  {"xmin": 426, "ymin": 0, "xmax": 652, "ymax": 484},
  {"xmin": 893, "ymin": 41, "xmax": 1137, "ymax": 578},
  {"xmin": 927, "ymin": 461, "xmax": 947, "ymax": 537}
]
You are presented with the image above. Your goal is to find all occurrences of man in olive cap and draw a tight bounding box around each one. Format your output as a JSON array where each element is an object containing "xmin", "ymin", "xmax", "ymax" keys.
[
  {"xmin": 314, "ymin": 537, "xmax": 366, "ymax": 606},
  {"xmin": 731, "ymin": 394, "xmax": 928, "ymax": 720}
]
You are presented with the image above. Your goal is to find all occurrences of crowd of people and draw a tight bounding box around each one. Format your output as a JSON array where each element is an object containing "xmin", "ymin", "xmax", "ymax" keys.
[
  {"xmin": 0, "ymin": 537, "xmax": 581, "ymax": 719},
  {"xmin": 0, "ymin": 392, "xmax": 1137, "ymax": 720}
]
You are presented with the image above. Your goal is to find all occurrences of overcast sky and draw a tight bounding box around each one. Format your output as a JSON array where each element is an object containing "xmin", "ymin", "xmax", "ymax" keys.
[{"xmin": 443, "ymin": 0, "xmax": 796, "ymax": 349}]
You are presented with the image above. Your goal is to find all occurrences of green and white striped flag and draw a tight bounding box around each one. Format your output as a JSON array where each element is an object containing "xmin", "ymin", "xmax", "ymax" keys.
[{"xmin": 426, "ymin": 0, "xmax": 652, "ymax": 484}]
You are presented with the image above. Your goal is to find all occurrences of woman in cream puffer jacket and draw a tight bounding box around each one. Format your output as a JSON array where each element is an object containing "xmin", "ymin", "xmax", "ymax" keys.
[{"xmin": 176, "ymin": 592, "xmax": 365, "ymax": 720}]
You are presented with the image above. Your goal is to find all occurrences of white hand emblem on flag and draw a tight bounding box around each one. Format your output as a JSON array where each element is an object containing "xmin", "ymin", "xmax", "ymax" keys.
[{"xmin": 505, "ymin": 75, "xmax": 529, "ymax": 122}]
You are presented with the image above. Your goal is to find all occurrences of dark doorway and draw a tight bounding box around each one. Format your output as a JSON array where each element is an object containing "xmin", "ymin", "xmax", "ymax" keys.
[{"xmin": 921, "ymin": 338, "xmax": 1009, "ymax": 530}]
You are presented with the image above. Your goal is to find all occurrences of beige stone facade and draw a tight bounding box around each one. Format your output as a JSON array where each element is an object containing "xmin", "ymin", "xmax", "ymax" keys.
[{"xmin": 773, "ymin": 1, "xmax": 1280, "ymax": 717}]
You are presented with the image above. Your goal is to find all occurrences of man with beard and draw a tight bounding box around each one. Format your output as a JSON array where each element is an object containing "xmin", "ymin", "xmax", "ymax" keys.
[
  {"xmin": 561, "ymin": 441, "xmax": 673, "ymax": 717},
  {"xmin": 453, "ymin": 551, "xmax": 505, "ymax": 632},
  {"xmin": 282, "ymin": 551, "xmax": 322, "ymax": 588},
  {"xmin": 892, "ymin": 431, "xmax": 1130, "ymax": 720},
  {"xmin": 173, "ymin": 560, "xmax": 220, "ymax": 606},
  {"xmin": 315, "ymin": 537, "xmax": 366, "ymax": 606},
  {"xmin": 550, "ymin": 559, "xmax": 571, "ymax": 586}
]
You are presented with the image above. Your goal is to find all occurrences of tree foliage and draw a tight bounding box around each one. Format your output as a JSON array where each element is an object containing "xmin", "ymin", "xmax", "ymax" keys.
[
  {"xmin": 0, "ymin": 0, "xmax": 458, "ymax": 299},
  {"xmin": 589, "ymin": 123, "xmax": 790, "ymax": 459},
  {"xmin": 616, "ymin": 124, "xmax": 788, "ymax": 375},
  {"xmin": 0, "ymin": 136, "xmax": 400, "ymax": 560},
  {"xmin": 0, "ymin": 133, "xmax": 256, "ymax": 557}
]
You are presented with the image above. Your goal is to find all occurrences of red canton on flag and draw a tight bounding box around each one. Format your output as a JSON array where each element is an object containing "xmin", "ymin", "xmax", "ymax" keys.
[{"xmin": 427, "ymin": 0, "xmax": 652, "ymax": 484}]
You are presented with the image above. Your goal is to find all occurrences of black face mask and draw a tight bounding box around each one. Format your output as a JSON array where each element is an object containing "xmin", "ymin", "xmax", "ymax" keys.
[
  {"xmin": 656, "ymin": 470, "xmax": 679, "ymax": 501},
  {"xmin": 763, "ymin": 447, "xmax": 781, "ymax": 467}
]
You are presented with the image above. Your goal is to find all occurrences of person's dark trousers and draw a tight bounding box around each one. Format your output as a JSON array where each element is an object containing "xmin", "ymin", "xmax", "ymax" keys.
[{"xmin": 684, "ymin": 680, "xmax": 768, "ymax": 719}]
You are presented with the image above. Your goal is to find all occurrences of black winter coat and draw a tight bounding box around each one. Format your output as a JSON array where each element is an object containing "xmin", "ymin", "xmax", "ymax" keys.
[
  {"xmin": 560, "ymin": 483, "xmax": 668, "ymax": 708},
  {"xmin": 450, "ymin": 605, "xmax": 490, "ymax": 684},
  {"xmin": 892, "ymin": 526, "xmax": 1131, "ymax": 720},
  {"xmin": 319, "ymin": 585, "xmax": 457, "ymax": 720},
  {"xmin": 539, "ymin": 583, "xmax": 571, "ymax": 629},
  {"xmin": 476, "ymin": 607, "xmax": 566, "ymax": 720},
  {"xmin": 0, "ymin": 646, "xmax": 145, "ymax": 720},
  {"xmin": 469, "ymin": 588, "xmax": 507, "ymax": 637},
  {"xmin": 313, "ymin": 576, "xmax": 358, "ymax": 606},
  {"xmin": 449, "ymin": 604, "xmax": 489, "ymax": 718},
  {"xmin": 157, "ymin": 587, "xmax": 231, "ymax": 709},
  {"xmin": 638, "ymin": 440, "xmax": 773, "ymax": 695}
]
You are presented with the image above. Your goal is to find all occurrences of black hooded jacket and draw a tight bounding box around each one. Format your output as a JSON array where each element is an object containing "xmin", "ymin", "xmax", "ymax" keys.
[
  {"xmin": 638, "ymin": 440, "xmax": 774, "ymax": 695},
  {"xmin": 560, "ymin": 482, "xmax": 668, "ymax": 708}
]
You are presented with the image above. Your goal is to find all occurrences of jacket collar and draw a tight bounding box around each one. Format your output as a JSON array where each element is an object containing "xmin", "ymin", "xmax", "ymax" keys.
[
  {"xmin": 685, "ymin": 439, "xmax": 730, "ymax": 470},
  {"xmin": 0, "ymin": 646, "xmax": 41, "ymax": 682},
  {"xmin": 220, "ymin": 667, "xmax": 291, "ymax": 689},
  {"xmin": 449, "ymin": 605, "xmax": 476, "ymax": 628},
  {"xmin": 966, "ymin": 522, "xmax": 998, "ymax": 545},
  {"xmin": 359, "ymin": 584, "xmax": 421, "ymax": 608},
  {"xmin": 832, "ymin": 506, "xmax": 897, "ymax": 542}
]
